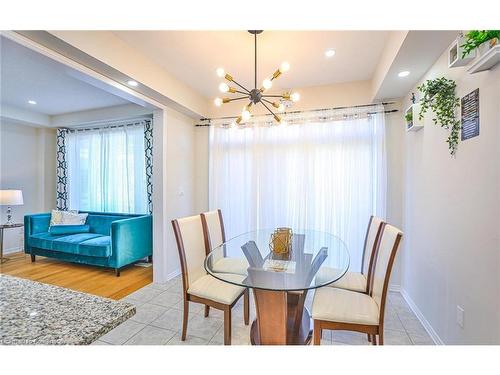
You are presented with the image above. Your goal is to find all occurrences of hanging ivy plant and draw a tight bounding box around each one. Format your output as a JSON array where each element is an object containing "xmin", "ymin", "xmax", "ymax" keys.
[{"xmin": 417, "ymin": 77, "xmax": 461, "ymax": 155}]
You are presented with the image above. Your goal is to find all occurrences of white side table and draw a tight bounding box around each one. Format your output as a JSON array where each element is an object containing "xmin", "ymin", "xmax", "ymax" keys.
[{"xmin": 0, "ymin": 223, "xmax": 24, "ymax": 263}]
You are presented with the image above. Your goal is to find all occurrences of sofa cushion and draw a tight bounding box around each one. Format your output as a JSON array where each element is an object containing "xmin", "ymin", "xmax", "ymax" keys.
[
  {"xmin": 78, "ymin": 236, "xmax": 111, "ymax": 257},
  {"xmin": 29, "ymin": 233, "xmax": 69, "ymax": 250},
  {"xmin": 51, "ymin": 233, "xmax": 103, "ymax": 255},
  {"xmin": 49, "ymin": 225, "xmax": 90, "ymax": 235}
]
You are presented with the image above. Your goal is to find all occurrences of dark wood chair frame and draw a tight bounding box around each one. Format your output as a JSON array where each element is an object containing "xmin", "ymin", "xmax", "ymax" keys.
[
  {"xmin": 359, "ymin": 216, "xmax": 385, "ymax": 295},
  {"xmin": 357, "ymin": 216, "xmax": 384, "ymax": 342},
  {"xmin": 200, "ymin": 209, "xmax": 250, "ymax": 323},
  {"xmin": 172, "ymin": 215, "xmax": 249, "ymax": 346},
  {"xmin": 313, "ymin": 223, "xmax": 403, "ymax": 346}
]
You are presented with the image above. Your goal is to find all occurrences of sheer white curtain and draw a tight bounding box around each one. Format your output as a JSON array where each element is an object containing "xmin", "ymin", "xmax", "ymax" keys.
[
  {"xmin": 66, "ymin": 122, "xmax": 148, "ymax": 214},
  {"xmin": 209, "ymin": 105, "xmax": 386, "ymax": 271}
]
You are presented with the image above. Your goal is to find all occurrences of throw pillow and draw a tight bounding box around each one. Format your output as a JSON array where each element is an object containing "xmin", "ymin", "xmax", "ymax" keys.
[
  {"xmin": 61, "ymin": 211, "xmax": 89, "ymax": 225},
  {"xmin": 50, "ymin": 209, "xmax": 78, "ymax": 226}
]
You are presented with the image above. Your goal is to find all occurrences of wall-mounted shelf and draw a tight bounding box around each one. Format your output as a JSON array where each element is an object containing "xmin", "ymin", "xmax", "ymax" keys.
[
  {"xmin": 449, "ymin": 36, "xmax": 476, "ymax": 68},
  {"xmin": 405, "ymin": 103, "xmax": 424, "ymax": 132},
  {"xmin": 468, "ymin": 44, "xmax": 500, "ymax": 74}
]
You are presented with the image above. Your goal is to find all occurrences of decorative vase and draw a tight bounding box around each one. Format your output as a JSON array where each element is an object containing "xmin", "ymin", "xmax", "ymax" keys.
[{"xmin": 269, "ymin": 227, "xmax": 293, "ymax": 254}]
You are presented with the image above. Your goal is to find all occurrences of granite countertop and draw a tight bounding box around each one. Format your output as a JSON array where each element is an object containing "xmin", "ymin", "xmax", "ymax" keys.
[{"xmin": 0, "ymin": 274, "xmax": 135, "ymax": 345}]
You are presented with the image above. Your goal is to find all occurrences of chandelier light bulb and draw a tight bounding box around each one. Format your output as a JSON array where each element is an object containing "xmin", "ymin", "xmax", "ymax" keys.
[
  {"xmin": 216, "ymin": 68, "xmax": 225, "ymax": 77},
  {"xmin": 280, "ymin": 61, "xmax": 290, "ymax": 73},
  {"xmin": 262, "ymin": 78, "xmax": 273, "ymax": 90},
  {"xmin": 219, "ymin": 82, "xmax": 230, "ymax": 93},
  {"xmin": 214, "ymin": 97, "xmax": 223, "ymax": 107},
  {"xmin": 290, "ymin": 92, "xmax": 300, "ymax": 102},
  {"xmin": 242, "ymin": 109, "xmax": 251, "ymax": 121}
]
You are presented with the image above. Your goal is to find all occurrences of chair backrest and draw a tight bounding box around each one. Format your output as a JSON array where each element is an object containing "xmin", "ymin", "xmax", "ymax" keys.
[
  {"xmin": 201, "ymin": 209, "xmax": 225, "ymax": 250},
  {"xmin": 371, "ymin": 224, "xmax": 403, "ymax": 316},
  {"xmin": 201, "ymin": 209, "xmax": 226, "ymax": 264},
  {"xmin": 171, "ymin": 215, "xmax": 207, "ymax": 291},
  {"xmin": 241, "ymin": 240, "xmax": 264, "ymax": 268},
  {"xmin": 361, "ymin": 216, "xmax": 385, "ymax": 276}
]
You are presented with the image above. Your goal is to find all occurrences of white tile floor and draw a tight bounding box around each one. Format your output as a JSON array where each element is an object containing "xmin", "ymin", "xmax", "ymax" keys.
[{"xmin": 94, "ymin": 275, "xmax": 435, "ymax": 345}]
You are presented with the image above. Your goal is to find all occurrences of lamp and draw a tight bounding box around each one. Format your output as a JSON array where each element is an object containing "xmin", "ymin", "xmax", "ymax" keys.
[
  {"xmin": 0, "ymin": 190, "xmax": 24, "ymax": 225},
  {"xmin": 213, "ymin": 30, "xmax": 300, "ymax": 125}
]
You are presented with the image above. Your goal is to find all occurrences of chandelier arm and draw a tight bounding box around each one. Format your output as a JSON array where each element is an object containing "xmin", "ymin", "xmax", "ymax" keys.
[
  {"xmin": 262, "ymin": 94, "xmax": 285, "ymax": 98},
  {"xmin": 230, "ymin": 79, "xmax": 251, "ymax": 93},
  {"xmin": 233, "ymin": 89, "xmax": 250, "ymax": 96},
  {"xmin": 261, "ymin": 98, "xmax": 276, "ymax": 106},
  {"xmin": 226, "ymin": 96, "xmax": 249, "ymax": 102},
  {"xmin": 260, "ymin": 101, "xmax": 277, "ymax": 117},
  {"xmin": 254, "ymin": 32, "xmax": 257, "ymax": 89}
]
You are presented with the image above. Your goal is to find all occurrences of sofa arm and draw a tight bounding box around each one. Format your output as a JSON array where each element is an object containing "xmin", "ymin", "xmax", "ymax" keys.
[
  {"xmin": 110, "ymin": 215, "xmax": 152, "ymax": 268},
  {"xmin": 24, "ymin": 213, "xmax": 51, "ymax": 254}
]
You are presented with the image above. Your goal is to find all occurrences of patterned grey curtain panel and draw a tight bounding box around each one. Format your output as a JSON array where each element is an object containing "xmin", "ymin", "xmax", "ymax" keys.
[
  {"xmin": 56, "ymin": 128, "xmax": 69, "ymax": 210},
  {"xmin": 144, "ymin": 119, "xmax": 153, "ymax": 214}
]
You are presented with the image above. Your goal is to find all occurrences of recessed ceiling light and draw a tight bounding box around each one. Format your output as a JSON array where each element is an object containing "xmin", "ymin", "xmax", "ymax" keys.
[
  {"xmin": 28, "ymin": 100, "xmax": 37, "ymax": 105},
  {"xmin": 398, "ymin": 71, "xmax": 410, "ymax": 78},
  {"xmin": 127, "ymin": 80, "xmax": 139, "ymax": 87},
  {"xmin": 325, "ymin": 49, "xmax": 336, "ymax": 58}
]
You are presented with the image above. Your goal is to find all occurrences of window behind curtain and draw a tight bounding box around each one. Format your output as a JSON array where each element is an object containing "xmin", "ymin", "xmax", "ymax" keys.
[
  {"xmin": 209, "ymin": 106, "xmax": 386, "ymax": 272},
  {"xmin": 66, "ymin": 122, "xmax": 148, "ymax": 214}
]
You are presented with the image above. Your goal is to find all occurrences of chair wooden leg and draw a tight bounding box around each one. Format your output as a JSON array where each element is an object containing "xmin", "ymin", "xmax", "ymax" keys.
[
  {"xmin": 223, "ymin": 307, "xmax": 232, "ymax": 345},
  {"xmin": 243, "ymin": 289, "xmax": 249, "ymax": 325},
  {"xmin": 371, "ymin": 334, "xmax": 377, "ymax": 345},
  {"xmin": 204, "ymin": 305, "xmax": 210, "ymax": 317},
  {"xmin": 181, "ymin": 299, "xmax": 189, "ymax": 341},
  {"xmin": 313, "ymin": 320, "xmax": 322, "ymax": 345},
  {"xmin": 115, "ymin": 268, "xmax": 120, "ymax": 277},
  {"xmin": 367, "ymin": 334, "xmax": 371, "ymax": 342},
  {"xmin": 378, "ymin": 331, "xmax": 384, "ymax": 345},
  {"xmin": 30, "ymin": 254, "xmax": 36, "ymax": 262}
]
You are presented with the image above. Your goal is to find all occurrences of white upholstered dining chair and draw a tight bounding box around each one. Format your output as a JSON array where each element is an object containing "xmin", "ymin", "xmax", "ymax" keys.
[
  {"xmin": 311, "ymin": 223, "xmax": 403, "ymax": 345},
  {"xmin": 315, "ymin": 216, "xmax": 384, "ymax": 294},
  {"xmin": 172, "ymin": 214, "xmax": 249, "ymax": 345},
  {"xmin": 200, "ymin": 209, "xmax": 249, "ymax": 276}
]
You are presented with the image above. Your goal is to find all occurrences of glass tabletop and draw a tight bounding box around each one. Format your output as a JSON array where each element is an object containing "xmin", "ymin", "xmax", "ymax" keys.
[{"xmin": 204, "ymin": 229, "xmax": 350, "ymax": 292}]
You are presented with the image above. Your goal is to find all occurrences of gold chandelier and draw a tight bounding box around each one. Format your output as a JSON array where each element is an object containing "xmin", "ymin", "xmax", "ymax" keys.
[{"xmin": 214, "ymin": 30, "xmax": 300, "ymax": 125}]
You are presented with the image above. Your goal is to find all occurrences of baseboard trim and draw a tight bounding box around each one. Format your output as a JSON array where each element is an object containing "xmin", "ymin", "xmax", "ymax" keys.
[
  {"xmin": 389, "ymin": 284, "xmax": 401, "ymax": 292},
  {"xmin": 3, "ymin": 246, "xmax": 23, "ymax": 255},
  {"xmin": 165, "ymin": 268, "xmax": 181, "ymax": 282},
  {"xmin": 400, "ymin": 288, "xmax": 444, "ymax": 345}
]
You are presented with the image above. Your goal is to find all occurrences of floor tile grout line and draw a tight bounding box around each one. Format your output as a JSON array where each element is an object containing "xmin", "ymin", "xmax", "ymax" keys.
[{"xmin": 122, "ymin": 323, "xmax": 149, "ymax": 345}]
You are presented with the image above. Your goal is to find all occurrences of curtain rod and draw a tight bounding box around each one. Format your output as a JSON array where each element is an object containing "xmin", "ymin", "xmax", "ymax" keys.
[
  {"xmin": 61, "ymin": 116, "xmax": 152, "ymax": 132},
  {"xmin": 195, "ymin": 106, "xmax": 399, "ymax": 127},
  {"xmin": 196, "ymin": 101, "xmax": 397, "ymax": 126}
]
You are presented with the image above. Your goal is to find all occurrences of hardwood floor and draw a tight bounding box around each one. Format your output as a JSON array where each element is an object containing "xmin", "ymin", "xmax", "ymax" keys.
[{"xmin": 0, "ymin": 252, "xmax": 153, "ymax": 300}]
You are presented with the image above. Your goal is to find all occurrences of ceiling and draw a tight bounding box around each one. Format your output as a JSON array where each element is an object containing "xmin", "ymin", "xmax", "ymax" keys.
[
  {"xmin": 0, "ymin": 36, "xmax": 130, "ymax": 116},
  {"xmin": 374, "ymin": 30, "xmax": 459, "ymax": 100},
  {"xmin": 113, "ymin": 31, "xmax": 390, "ymax": 99}
]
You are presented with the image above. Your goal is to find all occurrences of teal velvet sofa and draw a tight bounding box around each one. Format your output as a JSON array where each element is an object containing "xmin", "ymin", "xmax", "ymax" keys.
[{"xmin": 24, "ymin": 211, "xmax": 152, "ymax": 276}]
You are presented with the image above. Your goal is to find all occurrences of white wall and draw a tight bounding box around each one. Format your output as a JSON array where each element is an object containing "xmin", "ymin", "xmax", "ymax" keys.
[
  {"xmin": 163, "ymin": 108, "xmax": 197, "ymax": 279},
  {"xmin": 0, "ymin": 120, "xmax": 56, "ymax": 253},
  {"xmin": 401, "ymin": 51, "xmax": 500, "ymax": 344},
  {"xmin": 384, "ymin": 105, "xmax": 406, "ymax": 287},
  {"xmin": 194, "ymin": 126, "xmax": 209, "ymax": 214}
]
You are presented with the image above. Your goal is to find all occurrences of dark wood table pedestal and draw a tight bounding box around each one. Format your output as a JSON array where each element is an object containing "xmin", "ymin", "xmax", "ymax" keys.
[{"xmin": 250, "ymin": 288, "xmax": 313, "ymax": 345}]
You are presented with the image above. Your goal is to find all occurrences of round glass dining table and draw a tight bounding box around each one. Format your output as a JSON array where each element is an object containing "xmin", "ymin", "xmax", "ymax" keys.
[{"xmin": 204, "ymin": 229, "xmax": 349, "ymax": 345}]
